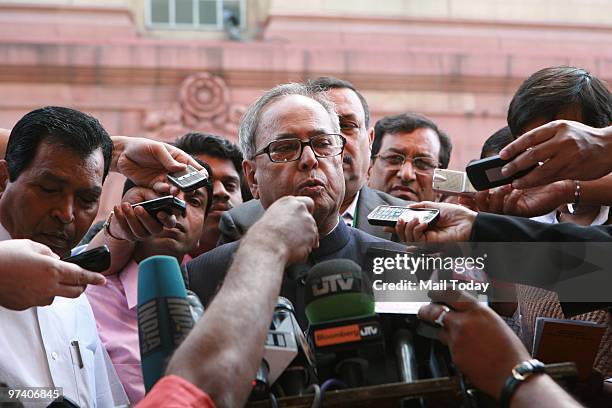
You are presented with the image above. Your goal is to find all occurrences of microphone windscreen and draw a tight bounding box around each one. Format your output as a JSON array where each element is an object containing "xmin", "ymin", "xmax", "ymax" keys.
[
  {"xmin": 304, "ymin": 259, "xmax": 374, "ymax": 324},
  {"xmin": 138, "ymin": 255, "xmax": 194, "ymax": 392}
]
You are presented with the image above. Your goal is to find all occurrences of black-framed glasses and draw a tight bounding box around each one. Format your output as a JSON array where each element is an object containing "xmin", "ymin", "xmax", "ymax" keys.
[
  {"xmin": 372, "ymin": 153, "xmax": 439, "ymax": 174},
  {"xmin": 254, "ymin": 133, "xmax": 346, "ymax": 163}
]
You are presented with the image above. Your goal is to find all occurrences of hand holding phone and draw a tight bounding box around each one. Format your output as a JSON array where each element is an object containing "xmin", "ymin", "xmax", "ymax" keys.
[
  {"xmin": 131, "ymin": 195, "xmax": 186, "ymax": 219},
  {"xmin": 367, "ymin": 205, "xmax": 440, "ymax": 227},
  {"xmin": 466, "ymin": 155, "xmax": 537, "ymax": 191},
  {"xmin": 62, "ymin": 245, "xmax": 111, "ymax": 272},
  {"xmin": 167, "ymin": 165, "xmax": 209, "ymax": 192}
]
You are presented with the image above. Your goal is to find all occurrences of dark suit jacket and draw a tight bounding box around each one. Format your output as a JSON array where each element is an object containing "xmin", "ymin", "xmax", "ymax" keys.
[
  {"xmin": 218, "ymin": 186, "xmax": 410, "ymax": 244},
  {"xmin": 188, "ymin": 220, "xmax": 408, "ymax": 327},
  {"xmin": 472, "ymin": 213, "xmax": 612, "ymax": 316},
  {"xmin": 472, "ymin": 212, "xmax": 612, "ymax": 242}
]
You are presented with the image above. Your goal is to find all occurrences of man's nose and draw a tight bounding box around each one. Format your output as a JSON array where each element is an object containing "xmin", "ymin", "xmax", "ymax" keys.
[
  {"xmin": 397, "ymin": 159, "xmax": 416, "ymax": 181},
  {"xmin": 298, "ymin": 145, "xmax": 318, "ymax": 171}
]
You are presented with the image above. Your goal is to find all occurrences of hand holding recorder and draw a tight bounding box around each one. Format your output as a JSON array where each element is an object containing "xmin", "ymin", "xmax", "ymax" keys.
[{"xmin": 106, "ymin": 187, "xmax": 184, "ymax": 242}]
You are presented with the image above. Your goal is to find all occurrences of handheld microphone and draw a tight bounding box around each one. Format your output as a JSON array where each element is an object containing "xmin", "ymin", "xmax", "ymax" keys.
[
  {"xmin": 250, "ymin": 298, "xmax": 302, "ymax": 401},
  {"xmin": 272, "ymin": 297, "xmax": 317, "ymax": 395},
  {"xmin": 261, "ymin": 298, "xmax": 299, "ymax": 385},
  {"xmin": 137, "ymin": 255, "xmax": 195, "ymax": 392},
  {"xmin": 304, "ymin": 259, "xmax": 390, "ymax": 387}
]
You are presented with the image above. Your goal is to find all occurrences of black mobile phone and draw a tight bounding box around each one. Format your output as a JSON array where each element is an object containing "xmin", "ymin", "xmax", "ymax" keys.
[
  {"xmin": 131, "ymin": 195, "xmax": 186, "ymax": 218},
  {"xmin": 465, "ymin": 155, "xmax": 536, "ymax": 191},
  {"xmin": 367, "ymin": 205, "xmax": 440, "ymax": 227},
  {"xmin": 62, "ymin": 245, "xmax": 111, "ymax": 272},
  {"xmin": 167, "ymin": 165, "xmax": 209, "ymax": 192}
]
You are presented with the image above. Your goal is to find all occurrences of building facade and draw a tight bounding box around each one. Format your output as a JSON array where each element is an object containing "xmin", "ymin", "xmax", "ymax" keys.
[{"xmin": 1, "ymin": 0, "xmax": 611, "ymax": 216}]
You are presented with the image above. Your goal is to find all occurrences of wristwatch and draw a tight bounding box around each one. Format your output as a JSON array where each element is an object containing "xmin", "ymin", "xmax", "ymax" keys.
[{"xmin": 500, "ymin": 359, "xmax": 546, "ymax": 408}]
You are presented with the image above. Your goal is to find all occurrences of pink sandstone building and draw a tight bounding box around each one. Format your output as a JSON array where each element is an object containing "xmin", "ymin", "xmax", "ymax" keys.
[{"xmin": 0, "ymin": 0, "xmax": 611, "ymax": 216}]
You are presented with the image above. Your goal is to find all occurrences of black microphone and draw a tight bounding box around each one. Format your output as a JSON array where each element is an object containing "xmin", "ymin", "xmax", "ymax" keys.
[{"xmin": 304, "ymin": 259, "xmax": 391, "ymax": 387}]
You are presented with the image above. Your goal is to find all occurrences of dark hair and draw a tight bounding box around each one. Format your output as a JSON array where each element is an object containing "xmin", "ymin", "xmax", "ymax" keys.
[
  {"xmin": 508, "ymin": 66, "xmax": 612, "ymax": 136},
  {"xmin": 5, "ymin": 106, "xmax": 113, "ymax": 182},
  {"xmin": 122, "ymin": 158, "xmax": 213, "ymax": 215},
  {"xmin": 372, "ymin": 113, "xmax": 452, "ymax": 169},
  {"xmin": 173, "ymin": 133, "xmax": 242, "ymax": 177},
  {"xmin": 307, "ymin": 76, "xmax": 371, "ymax": 128},
  {"xmin": 480, "ymin": 126, "xmax": 514, "ymax": 159}
]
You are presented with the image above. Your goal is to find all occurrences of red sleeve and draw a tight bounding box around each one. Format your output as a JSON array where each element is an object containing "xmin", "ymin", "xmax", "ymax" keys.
[{"xmin": 136, "ymin": 375, "xmax": 216, "ymax": 408}]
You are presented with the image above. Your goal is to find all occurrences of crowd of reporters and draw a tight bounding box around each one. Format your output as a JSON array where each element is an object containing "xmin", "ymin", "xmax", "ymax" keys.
[{"xmin": 0, "ymin": 65, "xmax": 610, "ymax": 407}]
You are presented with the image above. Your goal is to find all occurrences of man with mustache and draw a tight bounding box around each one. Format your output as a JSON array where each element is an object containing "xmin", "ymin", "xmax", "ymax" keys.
[
  {"xmin": 368, "ymin": 113, "xmax": 452, "ymax": 203},
  {"xmin": 0, "ymin": 107, "xmax": 204, "ymax": 406},
  {"xmin": 0, "ymin": 107, "xmax": 128, "ymax": 406},
  {"xmin": 187, "ymin": 83, "xmax": 409, "ymax": 325},
  {"xmin": 218, "ymin": 77, "xmax": 408, "ymax": 242},
  {"xmin": 86, "ymin": 174, "xmax": 212, "ymax": 404}
]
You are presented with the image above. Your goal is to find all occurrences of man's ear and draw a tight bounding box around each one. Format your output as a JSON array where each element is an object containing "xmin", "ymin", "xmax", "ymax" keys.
[
  {"xmin": 0, "ymin": 160, "xmax": 9, "ymax": 193},
  {"xmin": 368, "ymin": 126, "xmax": 375, "ymax": 147},
  {"xmin": 242, "ymin": 160, "xmax": 259, "ymax": 199}
]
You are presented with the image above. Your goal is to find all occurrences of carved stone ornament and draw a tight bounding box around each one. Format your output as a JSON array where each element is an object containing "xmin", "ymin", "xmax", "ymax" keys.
[{"xmin": 143, "ymin": 72, "xmax": 244, "ymax": 142}]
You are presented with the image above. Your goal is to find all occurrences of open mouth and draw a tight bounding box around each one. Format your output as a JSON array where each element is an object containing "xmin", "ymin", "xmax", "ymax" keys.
[{"xmin": 297, "ymin": 178, "xmax": 326, "ymax": 194}]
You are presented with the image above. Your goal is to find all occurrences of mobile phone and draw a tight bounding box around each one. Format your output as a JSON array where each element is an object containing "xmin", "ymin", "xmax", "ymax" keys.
[
  {"xmin": 367, "ymin": 205, "xmax": 440, "ymax": 227},
  {"xmin": 432, "ymin": 169, "xmax": 477, "ymax": 196},
  {"xmin": 167, "ymin": 165, "xmax": 209, "ymax": 192},
  {"xmin": 465, "ymin": 155, "xmax": 536, "ymax": 191},
  {"xmin": 62, "ymin": 245, "xmax": 111, "ymax": 272},
  {"xmin": 131, "ymin": 195, "xmax": 186, "ymax": 218}
]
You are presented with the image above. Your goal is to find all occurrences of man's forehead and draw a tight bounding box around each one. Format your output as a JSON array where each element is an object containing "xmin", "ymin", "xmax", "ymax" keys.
[
  {"xmin": 258, "ymin": 94, "xmax": 335, "ymax": 141},
  {"xmin": 29, "ymin": 143, "xmax": 104, "ymax": 176},
  {"xmin": 326, "ymin": 88, "xmax": 365, "ymax": 122},
  {"xmin": 381, "ymin": 128, "xmax": 440, "ymax": 157}
]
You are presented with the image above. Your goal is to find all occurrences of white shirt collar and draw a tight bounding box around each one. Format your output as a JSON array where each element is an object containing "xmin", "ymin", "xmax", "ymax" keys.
[
  {"xmin": 341, "ymin": 190, "xmax": 360, "ymax": 225},
  {"xmin": 0, "ymin": 222, "xmax": 11, "ymax": 241}
]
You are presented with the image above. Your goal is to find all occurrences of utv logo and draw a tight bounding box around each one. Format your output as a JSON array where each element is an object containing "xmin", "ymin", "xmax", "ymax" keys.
[
  {"xmin": 359, "ymin": 325, "xmax": 379, "ymax": 337},
  {"xmin": 312, "ymin": 273, "xmax": 354, "ymax": 296}
]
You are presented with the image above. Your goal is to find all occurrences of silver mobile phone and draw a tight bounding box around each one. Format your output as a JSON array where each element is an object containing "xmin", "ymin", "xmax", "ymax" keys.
[
  {"xmin": 432, "ymin": 169, "xmax": 477, "ymax": 196},
  {"xmin": 367, "ymin": 205, "xmax": 440, "ymax": 227}
]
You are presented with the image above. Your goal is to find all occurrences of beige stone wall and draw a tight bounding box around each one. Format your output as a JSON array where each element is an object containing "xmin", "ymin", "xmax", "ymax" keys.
[{"xmin": 269, "ymin": 0, "xmax": 612, "ymax": 25}]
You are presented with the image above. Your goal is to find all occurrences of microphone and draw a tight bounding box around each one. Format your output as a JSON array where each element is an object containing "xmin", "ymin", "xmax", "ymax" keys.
[
  {"xmin": 395, "ymin": 329, "xmax": 418, "ymax": 383},
  {"xmin": 304, "ymin": 259, "xmax": 390, "ymax": 387},
  {"xmin": 261, "ymin": 298, "xmax": 299, "ymax": 385},
  {"xmin": 251, "ymin": 298, "xmax": 302, "ymax": 401},
  {"xmin": 137, "ymin": 255, "xmax": 195, "ymax": 392},
  {"xmin": 272, "ymin": 297, "xmax": 317, "ymax": 395}
]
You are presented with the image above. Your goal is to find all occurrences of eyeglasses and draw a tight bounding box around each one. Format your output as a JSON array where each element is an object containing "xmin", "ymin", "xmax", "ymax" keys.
[
  {"xmin": 373, "ymin": 153, "xmax": 439, "ymax": 174},
  {"xmin": 254, "ymin": 133, "xmax": 346, "ymax": 163}
]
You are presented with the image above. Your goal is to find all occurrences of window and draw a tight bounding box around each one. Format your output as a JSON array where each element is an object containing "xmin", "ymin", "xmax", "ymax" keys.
[{"xmin": 146, "ymin": 0, "xmax": 245, "ymax": 30}]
